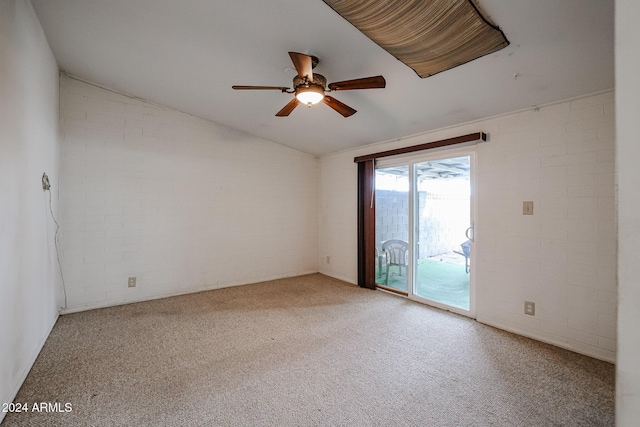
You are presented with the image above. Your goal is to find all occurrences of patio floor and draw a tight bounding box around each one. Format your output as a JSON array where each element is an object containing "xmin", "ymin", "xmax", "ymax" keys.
[{"xmin": 376, "ymin": 252, "xmax": 470, "ymax": 310}]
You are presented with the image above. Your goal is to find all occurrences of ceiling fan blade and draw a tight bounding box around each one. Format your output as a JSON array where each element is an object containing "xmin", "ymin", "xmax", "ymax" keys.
[
  {"xmin": 288, "ymin": 52, "xmax": 313, "ymax": 82},
  {"xmin": 323, "ymin": 96, "xmax": 357, "ymax": 117},
  {"xmin": 275, "ymin": 98, "xmax": 300, "ymax": 117},
  {"xmin": 328, "ymin": 76, "xmax": 386, "ymax": 91},
  {"xmin": 232, "ymin": 85, "xmax": 290, "ymax": 91}
]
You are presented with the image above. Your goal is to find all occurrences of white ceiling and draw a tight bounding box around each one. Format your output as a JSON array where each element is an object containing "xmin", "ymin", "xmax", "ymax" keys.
[{"xmin": 31, "ymin": 0, "xmax": 614, "ymax": 157}]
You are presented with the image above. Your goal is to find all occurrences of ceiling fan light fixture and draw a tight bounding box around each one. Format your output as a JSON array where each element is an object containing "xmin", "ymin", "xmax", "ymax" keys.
[{"xmin": 295, "ymin": 85, "xmax": 325, "ymax": 105}]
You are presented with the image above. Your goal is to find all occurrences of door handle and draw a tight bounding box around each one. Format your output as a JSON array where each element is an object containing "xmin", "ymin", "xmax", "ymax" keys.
[{"xmin": 465, "ymin": 224, "xmax": 474, "ymax": 242}]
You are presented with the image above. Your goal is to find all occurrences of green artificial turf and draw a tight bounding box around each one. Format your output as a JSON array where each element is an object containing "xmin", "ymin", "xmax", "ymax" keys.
[{"xmin": 376, "ymin": 258, "xmax": 469, "ymax": 310}]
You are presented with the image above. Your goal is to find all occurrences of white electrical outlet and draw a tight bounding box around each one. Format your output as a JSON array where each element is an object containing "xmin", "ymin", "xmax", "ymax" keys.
[
  {"xmin": 128, "ymin": 277, "xmax": 137, "ymax": 288},
  {"xmin": 524, "ymin": 301, "xmax": 535, "ymax": 316},
  {"xmin": 326, "ymin": 256, "xmax": 331, "ymax": 264}
]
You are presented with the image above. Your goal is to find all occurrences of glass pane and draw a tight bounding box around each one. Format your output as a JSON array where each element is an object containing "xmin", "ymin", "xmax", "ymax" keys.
[
  {"xmin": 414, "ymin": 156, "xmax": 470, "ymax": 310},
  {"xmin": 375, "ymin": 166, "xmax": 409, "ymax": 291}
]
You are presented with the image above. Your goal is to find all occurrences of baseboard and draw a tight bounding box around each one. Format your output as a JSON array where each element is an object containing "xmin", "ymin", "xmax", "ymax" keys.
[
  {"xmin": 0, "ymin": 312, "xmax": 59, "ymax": 425},
  {"xmin": 317, "ymin": 271, "xmax": 357, "ymax": 286},
  {"xmin": 476, "ymin": 316, "xmax": 616, "ymax": 364},
  {"xmin": 59, "ymin": 271, "xmax": 320, "ymax": 315}
]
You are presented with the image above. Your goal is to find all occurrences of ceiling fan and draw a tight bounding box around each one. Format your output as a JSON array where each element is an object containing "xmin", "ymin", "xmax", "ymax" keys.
[{"xmin": 232, "ymin": 52, "xmax": 386, "ymax": 117}]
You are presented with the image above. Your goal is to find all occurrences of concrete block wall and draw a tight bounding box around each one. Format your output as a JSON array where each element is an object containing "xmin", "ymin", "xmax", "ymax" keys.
[
  {"xmin": 317, "ymin": 153, "xmax": 358, "ymax": 283},
  {"xmin": 319, "ymin": 90, "xmax": 616, "ymax": 362},
  {"xmin": 476, "ymin": 92, "xmax": 616, "ymax": 361},
  {"xmin": 59, "ymin": 75, "xmax": 319, "ymax": 311},
  {"xmin": 375, "ymin": 190, "xmax": 409, "ymax": 246},
  {"xmin": 375, "ymin": 190, "xmax": 469, "ymax": 258},
  {"xmin": 417, "ymin": 193, "xmax": 470, "ymax": 258}
]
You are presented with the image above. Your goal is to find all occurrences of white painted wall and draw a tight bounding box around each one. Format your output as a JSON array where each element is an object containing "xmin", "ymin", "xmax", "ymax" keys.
[
  {"xmin": 0, "ymin": 0, "xmax": 61, "ymax": 421},
  {"xmin": 320, "ymin": 91, "xmax": 616, "ymax": 362},
  {"xmin": 615, "ymin": 0, "xmax": 640, "ymax": 423},
  {"xmin": 58, "ymin": 75, "xmax": 318, "ymax": 311}
]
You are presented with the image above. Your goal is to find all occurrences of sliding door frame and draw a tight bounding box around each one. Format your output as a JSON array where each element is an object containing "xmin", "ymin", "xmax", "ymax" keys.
[
  {"xmin": 355, "ymin": 133, "xmax": 484, "ymax": 317},
  {"xmin": 407, "ymin": 148, "xmax": 477, "ymax": 318}
]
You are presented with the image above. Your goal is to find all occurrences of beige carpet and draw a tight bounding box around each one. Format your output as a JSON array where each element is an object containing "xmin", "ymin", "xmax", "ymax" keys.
[{"xmin": 3, "ymin": 274, "xmax": 614, "ymax": 426}]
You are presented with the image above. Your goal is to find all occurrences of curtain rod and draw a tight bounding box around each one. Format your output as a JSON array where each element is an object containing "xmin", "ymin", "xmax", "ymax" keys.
[{"xmin": 353, "ymin": 132, "xmax": 486, "ymax": 163}]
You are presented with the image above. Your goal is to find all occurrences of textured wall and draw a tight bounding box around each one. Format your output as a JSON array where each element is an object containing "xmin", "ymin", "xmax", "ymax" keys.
[
  {"xmin": 319, "ymin": 91, "xmax": 616, "ymax": 362},
  {"xmin": 0, "ymin": 0, "xmax": 61, "ymax": 421},
  {"xmin": 615, "ymin": 0, "xmax": 640, "ymax": 423},
  {"xmin": 58, "ymin": 75, "xmax": 319, "ymax": 311}
]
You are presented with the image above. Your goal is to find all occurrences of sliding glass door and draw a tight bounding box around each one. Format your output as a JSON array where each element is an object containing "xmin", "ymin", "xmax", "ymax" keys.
[
  {"xmin": 375, "ymin": 166, "xmax": 409, "ymax": 292},
  {"xmin": 375, "ymin": 151, "xmax": 475, "ymax": 316},
  {"xmin": 413, "ymin": 156, "xmax": 472, "ymax": 311}
]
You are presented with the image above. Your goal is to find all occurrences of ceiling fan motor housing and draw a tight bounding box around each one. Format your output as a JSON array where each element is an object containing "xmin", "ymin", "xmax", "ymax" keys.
[{"xmin": 293, "ymin": 74, "xmax": 327, "ymax": 91}]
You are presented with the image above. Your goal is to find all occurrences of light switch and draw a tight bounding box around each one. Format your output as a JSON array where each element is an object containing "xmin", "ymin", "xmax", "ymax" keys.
[{"xmin": 523, "ymin": 201, "xmax": 534, "ymax": 215}]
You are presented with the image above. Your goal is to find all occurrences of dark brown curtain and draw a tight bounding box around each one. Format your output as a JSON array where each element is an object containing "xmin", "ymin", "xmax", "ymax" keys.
[{"xmin": 357, "ymin": 159, "xmax": 376, "ymax": 289}]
